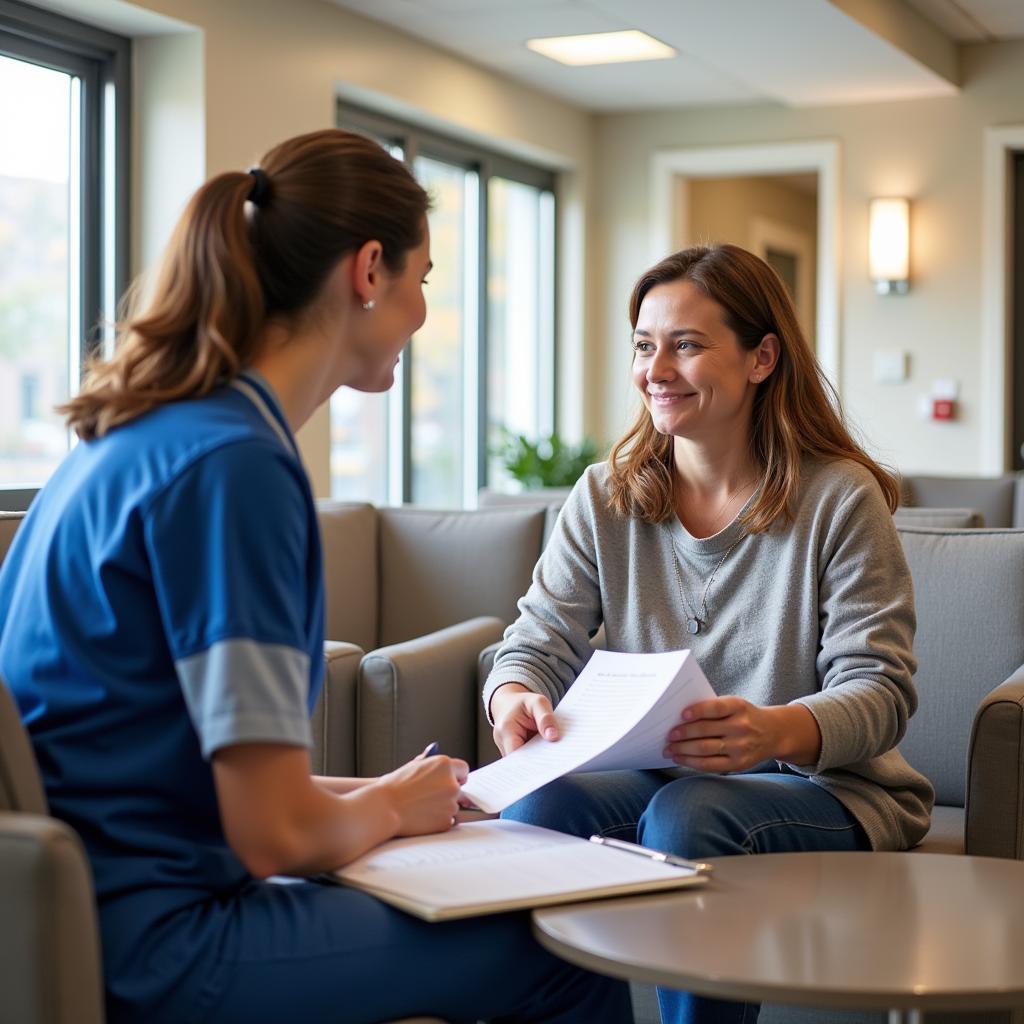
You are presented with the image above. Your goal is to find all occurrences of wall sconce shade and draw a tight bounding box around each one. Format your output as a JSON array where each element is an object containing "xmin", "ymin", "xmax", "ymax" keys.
[{"xmin": 869, "ymin": 197, "xmax": 910, "ymax": 294}]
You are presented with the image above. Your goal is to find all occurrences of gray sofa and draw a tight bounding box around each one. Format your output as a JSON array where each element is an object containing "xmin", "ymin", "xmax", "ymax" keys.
[
  {"xmin": 325, "ymin": 500, "xmax": 1024, "ymax": 1022},
  {"xmin": 898, "ymin": 472, "xmax": 1024, "ymax": 529},
  {"xmin": 3, "ymin": 503, "xmax": 1024, "ymax": 1024},
  {"xmin": 482, "ymin": 473, "xmax": 1024, "ymax": 531},
  {"xmin": 315, "ymin": 500, "xmax": 548, "ymax": 774}
]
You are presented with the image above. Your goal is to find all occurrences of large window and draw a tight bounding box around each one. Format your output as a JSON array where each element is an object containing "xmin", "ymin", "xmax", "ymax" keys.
[
  {"xmin": 0, "ymin": 0, "xmax": 128, "ymax": 499},
  {"xmin": 331, "ymin": 106, "xmax": 556, "ymax": 507}
]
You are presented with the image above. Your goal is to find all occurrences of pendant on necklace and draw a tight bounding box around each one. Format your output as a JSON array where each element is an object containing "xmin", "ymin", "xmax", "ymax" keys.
[{"xmin": 687, "ymin": 618, "xmax": 701, "ymax": 635}]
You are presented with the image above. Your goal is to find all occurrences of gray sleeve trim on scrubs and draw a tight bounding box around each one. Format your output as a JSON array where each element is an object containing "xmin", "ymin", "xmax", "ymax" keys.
[{"xmin": 176, "ymin": 637, "xmax": 313, "ymax": 759}]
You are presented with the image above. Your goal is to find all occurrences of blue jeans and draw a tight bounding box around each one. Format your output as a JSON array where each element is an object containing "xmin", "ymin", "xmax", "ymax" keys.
[{"xmin": 503, "ymin": 766, "xmax": 870, "ymax": 1024}]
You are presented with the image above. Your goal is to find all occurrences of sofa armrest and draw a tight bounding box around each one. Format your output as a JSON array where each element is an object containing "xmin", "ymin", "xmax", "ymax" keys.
[
  {"xmin": 966, "ymin": 662, "xmax": 1024, "ymax": 858},
  {"xmin": 311, "ymin": 642, "xmax": 363, "ymax": 778},
  {"xmin": 475, "ymin": 628, "xmax": 607, "ymax": 769},
  {"xmin": 357, "ymin": 617, "xmax": 505, "ymax": 776},
  {"xmin": 477, "ymin": 640, "xmax": 503, "ymax": 768},
  {"xmin": 0, "ymin": 813, "xmax": 104, "ymax": 1024}
]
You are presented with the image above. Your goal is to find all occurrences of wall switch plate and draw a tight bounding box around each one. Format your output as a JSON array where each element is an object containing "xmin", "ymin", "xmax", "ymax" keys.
[{"xmin": 873, "ymin": 350, "xmax": 909, "ymax": 384}]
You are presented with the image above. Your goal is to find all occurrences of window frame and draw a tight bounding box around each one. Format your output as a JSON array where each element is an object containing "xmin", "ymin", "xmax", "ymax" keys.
[
  {"xmin": 0, "ymin": 0, "xmax": 130, "ymax": 504},
  {"xmin": 337, "ymin": 102, "xmax": 557, "ymax": 504}
]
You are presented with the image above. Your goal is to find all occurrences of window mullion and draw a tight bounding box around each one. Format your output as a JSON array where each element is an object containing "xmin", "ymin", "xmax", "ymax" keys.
[
  {"xmin": 334, "ymin": 102, "xmax": 558, "ymax": 507},
  {"xmin": 397, "ymin": 132, "xmax": 419, "ymax": 505},
  {"xmin": 475, "ymin": 162, "xmax": 491, "ymax": 497},
  {"xmin": 539, "ymin": 189, "xmax": 556, "ymax": 437},
  {"xmin": 460, "ymin": 165, "xmax": 481, "ymax": 508},
  {"xmin": 79, "ymin": 60, "xmax": 101, "ymax": 360}
]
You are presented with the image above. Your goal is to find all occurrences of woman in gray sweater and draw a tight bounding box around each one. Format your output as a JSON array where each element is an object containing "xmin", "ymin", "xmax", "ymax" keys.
[{"xmin": 483, "ymin": 243, "xmax": 933, "ymax": 1024}]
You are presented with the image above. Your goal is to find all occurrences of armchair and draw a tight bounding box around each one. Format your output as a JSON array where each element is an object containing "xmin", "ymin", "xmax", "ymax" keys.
[
  {"xmin": 896, "ymin": 525, "xmax": 1024, "ymax": 857},
  {"xmin": 0, "ymin": 682, "xmax": 105, "ymax": 1024},
  {"xmin": 760, "ymin": 525, "xmax": 1024, "ymax": 1024},
  {"xmin": 477, "ymin": 522, "xmax": 1024, "ymax": 1024},
  {"xmin": 899, "ymin": 472, "xmax": 1024, "ymax": 528},
  {"xmin": 316, "ymin": 501, "xmax": 547, "ymax": 775}
]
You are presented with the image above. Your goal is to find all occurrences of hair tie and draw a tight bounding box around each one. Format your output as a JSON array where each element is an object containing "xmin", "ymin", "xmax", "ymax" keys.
[{"xmin": 246, "ymin": 167, "xmax": 271, "ymax": 208}]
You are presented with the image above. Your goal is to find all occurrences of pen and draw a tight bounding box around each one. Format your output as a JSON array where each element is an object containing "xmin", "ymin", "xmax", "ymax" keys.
[
  {"xmin": 423, "ymin": 741, "xmax": 440, "ymax": 757},
  {"xmin": 589, "ymin": 835, "xmax": 714, "ymax": 876}
]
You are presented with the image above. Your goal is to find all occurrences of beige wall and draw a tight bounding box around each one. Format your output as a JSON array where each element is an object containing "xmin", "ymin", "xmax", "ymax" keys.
[
  {"xmin": 33, "ymin": 2, "xmax": 1024, "ymax": 479},
  {"xmin": 685, "ymin": 175, "xmax": 818, "ymax": 345},
  {"xmin": 594, "ymin": 39, "xmax": 1024, "ymax": 475},
  {"xmin": 112, "ymin": 0, "xmax": 597, "ymax": 494}
]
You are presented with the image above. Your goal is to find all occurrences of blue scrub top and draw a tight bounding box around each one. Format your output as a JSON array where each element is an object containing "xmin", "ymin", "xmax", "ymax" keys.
[{"xmin": 0, "ymin": 372, "xmax": 324, "ymax": 1017}]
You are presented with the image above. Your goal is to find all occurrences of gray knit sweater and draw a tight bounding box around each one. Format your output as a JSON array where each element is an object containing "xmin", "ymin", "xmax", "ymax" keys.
[{"xmin": 483, "ymin": 457, "xmax": 934, "ymax": 850}]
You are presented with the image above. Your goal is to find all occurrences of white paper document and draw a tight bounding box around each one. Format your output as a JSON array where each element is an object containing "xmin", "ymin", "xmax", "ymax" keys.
[
  {"xmin": 462, "ymin": 649, "xmax": 716, "ymax": 814},
  {"xmin": 335, "ymin": 818, "xmax": 707, "ymax": 921}
]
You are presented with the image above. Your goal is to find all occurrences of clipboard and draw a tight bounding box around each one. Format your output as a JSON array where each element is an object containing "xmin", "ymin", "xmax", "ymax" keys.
[{"xmin": 334, "ymin": 818, "xmax": 709, "ymax": 922}]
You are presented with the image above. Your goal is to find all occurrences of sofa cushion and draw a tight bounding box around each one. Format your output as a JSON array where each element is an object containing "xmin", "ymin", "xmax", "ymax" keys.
[
  {"xmin": 908, "ymin": 804, "xmax": 963, "ymax": 854},
  {"xmin": 896, "ymin": 527, "xmax": 1024, "ymax": 806},
  {"xmin": 893, "ymin": 506, "xmax": 984, "ymax": 529},
  {"xmin": 900, "ymin": 474, "xmax": 1016, "ymax": 528},
  {"xmin": 477, "ymin": 489, "xmax": 568, "ymax": 547},
  {"xmin": 316, "ymin": 501, "xmax": 379, "ymax": 652},
  {"xmin": 477, "ymin": 487, "xmax": 572, "ymax": 508},
  {"xmin": 378, "ymin": 506, "xmax": 545, "ymax": 647}
]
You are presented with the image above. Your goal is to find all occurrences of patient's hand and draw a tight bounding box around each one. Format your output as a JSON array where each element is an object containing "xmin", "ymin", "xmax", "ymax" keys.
[
  {"xmin": 490, "ymin": 684, "xmax": 559, "ymax": 756},
  {"xmin": 662, "ymin": 697, "xmax": 821, "ymax": 772}
]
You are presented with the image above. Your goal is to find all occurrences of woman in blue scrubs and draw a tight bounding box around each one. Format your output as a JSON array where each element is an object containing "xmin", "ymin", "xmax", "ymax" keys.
[{"xmin": 0, "ymin": 129, "xmax": 630, "ymax": 1024}]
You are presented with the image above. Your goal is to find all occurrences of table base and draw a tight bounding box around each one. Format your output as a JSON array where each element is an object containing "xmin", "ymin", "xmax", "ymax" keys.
[{"xmin": 889, "ymin": 1011, "xmax": 923, "ymax": 1024}]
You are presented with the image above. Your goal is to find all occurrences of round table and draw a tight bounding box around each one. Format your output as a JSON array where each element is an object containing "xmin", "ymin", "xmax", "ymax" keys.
[{"xmin": 532, "ymin": 851, "xmax": 1024, "ymax": 1024}]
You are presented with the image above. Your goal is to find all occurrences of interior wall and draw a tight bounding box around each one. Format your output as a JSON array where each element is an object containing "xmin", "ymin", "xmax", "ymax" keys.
[
  {"xmin": 594, "ymin": 39, "xmax": 1024, "ymax": 476},
  {"xmin": 90, "ymin": 0, "xmax": 597, "ymax": 495},
  {"xmin": 685, "ymin": 176, "xmax": 818, "ymax": 344},
  {"xmin": 132, "ymin": 31, "xmax": 204, "ymax": 274}
]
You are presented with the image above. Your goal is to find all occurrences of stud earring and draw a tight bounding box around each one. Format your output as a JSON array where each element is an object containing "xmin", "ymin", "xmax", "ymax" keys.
[{"xmin": 362, "ymin": 299, "xmax": 375, "ymax": 311}]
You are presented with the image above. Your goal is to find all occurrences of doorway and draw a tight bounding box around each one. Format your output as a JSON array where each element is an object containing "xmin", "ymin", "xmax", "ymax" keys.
[
  {"xmin": 1013, "ymin": 152, "xmax": 1024, "ymax": 470},
  {"xmin": 682, "ymin": 173, "xmax": 818, "ymax": 347},
  {"xmin": 650, "ymin": 141, "xmax": 840, "ymax": 385}
]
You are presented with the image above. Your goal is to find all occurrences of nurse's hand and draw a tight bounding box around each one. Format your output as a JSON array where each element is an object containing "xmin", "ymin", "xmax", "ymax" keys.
[
  {"xmin": 490, "ymin": 683, "xmax": 559, "ymax": 756},
  {"xmin": 375, "ymin": 754, "xmax": 469, "ymax": 837}
]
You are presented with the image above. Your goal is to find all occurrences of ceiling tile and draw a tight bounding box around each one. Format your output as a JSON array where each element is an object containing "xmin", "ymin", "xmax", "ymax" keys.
[
  {"xmin": 328, "ymin": 0, "xmax": 965, "ymax": 111},
  {"xmin": 901, "ymin": 0, "xmax": 988, "ymax": 40},
  {"xmin": 958, "ymin": 0, "xmax": 1024, "ymax": 38}
]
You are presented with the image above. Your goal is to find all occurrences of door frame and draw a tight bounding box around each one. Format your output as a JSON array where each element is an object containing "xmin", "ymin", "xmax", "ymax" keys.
[
  {"xmin": 982, "ymin": 125, "xmax": 1024, "ymax": 473},
  {"xmin": 649, "ymin": 140, "xmax": 840, "ymax": 386}
]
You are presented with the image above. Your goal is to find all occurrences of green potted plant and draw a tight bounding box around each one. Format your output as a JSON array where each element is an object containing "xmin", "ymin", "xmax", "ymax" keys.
[{"xmin": 494, "ymin": 427, "xmax": 600, "ymax": 490}]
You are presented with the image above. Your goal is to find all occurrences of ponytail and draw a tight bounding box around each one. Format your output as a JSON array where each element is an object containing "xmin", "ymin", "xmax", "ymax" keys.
[
  {"xmin": 62, "ymin": 129, "xmax": 429, "ymax": 439},
  {"xmin": 62, "ymin": 173, "xmax": 263, "ymax": 440}
]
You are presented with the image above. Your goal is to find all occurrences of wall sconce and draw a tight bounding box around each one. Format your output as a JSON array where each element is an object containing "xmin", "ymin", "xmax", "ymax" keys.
[{"xmin": 868, "ymin": 197, "xmax": 910, "ymax": 294}]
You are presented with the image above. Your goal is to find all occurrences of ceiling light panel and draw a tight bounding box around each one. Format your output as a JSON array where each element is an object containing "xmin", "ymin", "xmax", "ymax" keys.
[{"xmin": 526, "ymin": 29, "xmax": 676, "ymax": 66}]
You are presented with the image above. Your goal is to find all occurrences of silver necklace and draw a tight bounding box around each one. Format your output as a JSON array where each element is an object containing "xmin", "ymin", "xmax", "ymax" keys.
[
  {"xmin": 676, "ymin": 476, "xmax": 755, "ymax": 539},
  {"xmin": 672, "ymin": 537, "xmax": 742, "ymax": 635}
]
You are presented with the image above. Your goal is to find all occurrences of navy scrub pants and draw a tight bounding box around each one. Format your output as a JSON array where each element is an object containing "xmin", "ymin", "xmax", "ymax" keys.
[{"xmin": 125, "ymin": 876, "xmax": 632, "ymax": 1024}]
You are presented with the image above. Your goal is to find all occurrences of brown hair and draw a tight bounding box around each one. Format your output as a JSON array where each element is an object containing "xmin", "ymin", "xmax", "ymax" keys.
[
  {"xmin": 61, "ymin": 129, "xmax": 430, "ymax": 439},
  {"xmin": 608, "ymin": 244, "xmax": 899, "ymax": 531}
]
